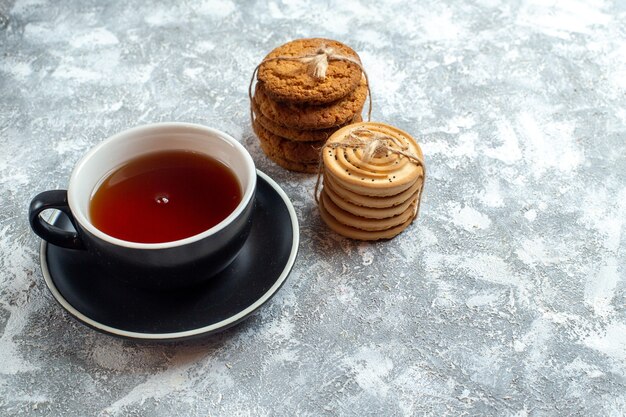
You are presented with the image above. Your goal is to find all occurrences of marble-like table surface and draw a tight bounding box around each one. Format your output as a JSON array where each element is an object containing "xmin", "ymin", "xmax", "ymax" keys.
[{"xmin": 1, "ymin": 0, "xmax": 625, "ymax": 415}]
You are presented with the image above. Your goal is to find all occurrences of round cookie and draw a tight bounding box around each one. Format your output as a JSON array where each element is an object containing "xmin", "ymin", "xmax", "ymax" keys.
[
  {"xmin": 323, "ymin": 122, "xmax": 424, "ymax": 197},
  {"xmin": 254, "ymin": 79, "xmax": 367, "ymax": 130},
  {"xmin": 253, "ymin": 120, "xmax": 323, "ymax": 163},
  {"xmin": 321, "ymin": 190, "xmax": 416, "ymax": 232},
  {"xmin": 257, "ymin": 38, "xmax": 363, "ymax": 105},
  {"xmin": 323, "ymin": 178, "xmax": 419, "ymax": 219},
  {"xmin": 269, "ymin": 154, "xmax": 319, "ymax": 174},
  {"xmin": 324, "ymin": 170, "xmax": 423, "ymax": 208},
  {"xmin": 254, "ymin": 102, "xmax": 363, "ymax": 142},
  {"xmin": 318, "ymin": 193, "xmax": 415, "ymax": 241},
  {"xmin": 257, "ymin": 134, "xmax": 319, "ymax": 173}
]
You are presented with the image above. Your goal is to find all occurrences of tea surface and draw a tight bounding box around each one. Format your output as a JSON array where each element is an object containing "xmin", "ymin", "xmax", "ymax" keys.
[{"xmin": 90, "ymin": 150, "xmax": 242, "ymax": 243}]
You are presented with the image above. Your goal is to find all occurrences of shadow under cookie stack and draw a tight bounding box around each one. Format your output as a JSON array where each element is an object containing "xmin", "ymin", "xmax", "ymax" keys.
[{"xmin": 251, "ymin": 38, "xmax": 367, "ymax": 173}]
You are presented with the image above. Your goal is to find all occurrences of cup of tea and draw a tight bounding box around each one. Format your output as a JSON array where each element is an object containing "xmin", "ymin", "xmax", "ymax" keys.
[{"xmin": 29, "ymin": 122, "xmax": 257, "ymax": 289}]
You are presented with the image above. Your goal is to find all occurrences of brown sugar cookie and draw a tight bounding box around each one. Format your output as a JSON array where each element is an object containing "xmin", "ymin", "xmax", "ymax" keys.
[
  {"xmin": 257, "ymin": 133, "xmax": 319, "ymax": 173},
  {"xmin": 323, "ymin": 178, "xmax": 419, "ymax": 219},
  {"xmin": 253, "ymin": 120, "xmax": 323, "ymax": 163},
  {"xmin": 254, "ymin": 101, "xmax": 362, "ymax": 142},
  {"xmin": 254, "ymin": 79, "xmax": 367, "ymax": 130},
  {"xmin": 323, "ymin": 171, "xmax": 423, "ymax": 209},
  {"xmin": 323, "ymin": 122, "xmax": 424, "ymax": 197},
  {"xmin": 318, "ymin": 191, "xmax": 416, "ymax": 241},
  {"xmin": 257, "ymin": 38, "xmax": 363, "ymax": 105},
  {"xmin": 320, "ymin": 189, "xmax": 416, "ymax": 231},
  {"xmin": 268, "ymin": 153, "xmax": 318, "ymax": 174}
]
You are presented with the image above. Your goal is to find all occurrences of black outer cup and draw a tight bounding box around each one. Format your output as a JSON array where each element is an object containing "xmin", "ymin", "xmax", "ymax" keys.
[
  {"xmin": 29, "ymin": 189, "xmax": 255, "ymax": 289},
  {"xmin": 28, "ymin": 123, "xmax": 257, "ymax": 290}
]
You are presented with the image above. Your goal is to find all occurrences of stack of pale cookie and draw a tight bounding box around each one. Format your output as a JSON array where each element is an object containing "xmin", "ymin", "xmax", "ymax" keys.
[
  {"xmin": 318, "ymin": 122, "xmax": 425, "ymax": 240},
  {"xmin": 251, "ymin": 38, "xmax": 367, "ymax": 173}
]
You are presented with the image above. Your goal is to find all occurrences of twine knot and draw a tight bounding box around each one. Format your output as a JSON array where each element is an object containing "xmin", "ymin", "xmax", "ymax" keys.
[{"xmin": 301, "ymin": 45, "xmax": 335, "ymax": 80}]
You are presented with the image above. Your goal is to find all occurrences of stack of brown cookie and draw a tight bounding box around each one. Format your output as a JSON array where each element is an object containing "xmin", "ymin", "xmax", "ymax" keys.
[
  {"xmin": 318, "ymin": 122, "xmax": 425, "ymax": 240},
  {"xmin": 251, "ymin": 38, "xmax": 367, "ymax": 173}
]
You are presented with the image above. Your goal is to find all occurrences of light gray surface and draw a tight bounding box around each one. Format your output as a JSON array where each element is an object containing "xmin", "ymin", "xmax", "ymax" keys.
[{"xmin": 1, "ymin": 0, "xmax": 625, "ymax": 415}]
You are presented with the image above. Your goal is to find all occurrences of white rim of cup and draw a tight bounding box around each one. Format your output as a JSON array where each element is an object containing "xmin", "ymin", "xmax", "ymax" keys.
[{"xmin": 67, "ymin": 122, "xmax": 257, "ymax": 250}]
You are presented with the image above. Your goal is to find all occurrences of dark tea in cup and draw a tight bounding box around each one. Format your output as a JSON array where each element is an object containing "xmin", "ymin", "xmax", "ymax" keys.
[{"xmin": 90, "ymin": 150, "xmax": 242, "ymax": 244}]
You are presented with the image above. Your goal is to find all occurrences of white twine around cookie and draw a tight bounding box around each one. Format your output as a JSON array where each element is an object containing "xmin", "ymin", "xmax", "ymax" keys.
[
  {"xmin": 248, "ymin": 44, "xmax": 372, "ymax": 125},
  {"xmin": 314, "ymin": 127, "xmax": 426, "ymax": 221}
]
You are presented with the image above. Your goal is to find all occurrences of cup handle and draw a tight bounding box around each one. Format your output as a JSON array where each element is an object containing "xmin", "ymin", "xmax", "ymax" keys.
[{"xmin": 29, "ymin": 190, "xmax": 85, "ymax": 250}]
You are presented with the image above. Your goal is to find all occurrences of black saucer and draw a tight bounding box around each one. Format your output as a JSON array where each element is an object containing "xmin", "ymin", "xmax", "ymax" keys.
[{"xmin": 40, "ymin": 170, "xmax": 299, "ymax": 341}]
